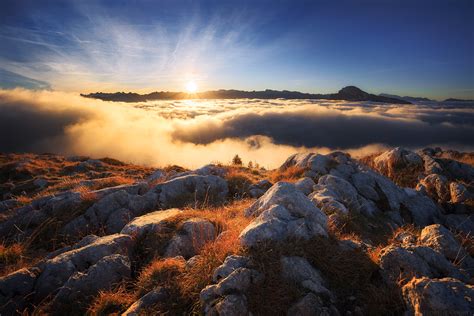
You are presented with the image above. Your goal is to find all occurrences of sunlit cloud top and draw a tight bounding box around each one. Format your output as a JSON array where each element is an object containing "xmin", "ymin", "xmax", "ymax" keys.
[{"xmin": 1, "ymin": 0, "xmax": 473, "ymax": 99}]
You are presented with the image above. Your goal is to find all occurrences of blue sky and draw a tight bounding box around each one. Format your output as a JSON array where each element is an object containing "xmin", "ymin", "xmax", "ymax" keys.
[{"xmin": 0, "ymin": 0, "xmax": 473, "ymax": 99}]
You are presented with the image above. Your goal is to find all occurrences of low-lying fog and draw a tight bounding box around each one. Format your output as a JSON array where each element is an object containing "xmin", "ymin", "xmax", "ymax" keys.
[{"xmin": 1, "ymin": 89, "xmax": 473, "ymax": 168}]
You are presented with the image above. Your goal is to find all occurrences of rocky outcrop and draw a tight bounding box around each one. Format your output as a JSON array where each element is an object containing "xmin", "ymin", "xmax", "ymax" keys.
[
  {"xmin": 50, "ymin": 254, "xmax": 131, "ymax": 311},
  {"xmin": 280, "ymin": 256, "xmax": 331, "ymax": 298},
  {"xmin": 378, "ymin": 244, "xmax": 467, "ymax": 284},
  {"xmin": 154, "ymin": 174, "xmax": 228, "ymax": 208},
  {"xmin": 63, "ymin": 188, "xmax": 158, "ymax": 235},
  {"xmin": 121, "ymin": 208, "xmax": 183, "ymax": 236},
  {"xmin": 0, "ymin": 150, "xmax": 472, "ymax": 315},
  {"xmin": 122, "ymin": 287, "xmax": 169, "ymax": 316},
  {"xmin": 200, "ymin": 255, "xmax": 263, "ymax": 316},
  {"xmin": 240, "ymin": 182, "xmax": 328, "ymax": 248},
  {"xmin": 165, "ymin": 218, "xmax": 217, "ymax": 258},
  {"xmin": 370, "ymin": 147, "xmax": 474, "ymax": 211},
  {"xmin": 402, "ymin": 277, "xmax": 474, "ymax": 315},
  {"xmin": 419, "ymin": 224, "xmax": 464, "ymax": 261},
  {"xmin": 372, "ymin": 147, "xmax": 423, "ymax": 179},
  {"xmin": 248, "ymin": 180, "xmax": 273, "ymax": 198},
  {"xmin": 0, "ymin": 267, "xmax": 41, "ymax": 314},
  {"xmin": 281, "ymin": 151, "xmax": 442, "ymax": 227},
  {"xmin": 0, "ymin": 234, "xmax": 134, "ymax": 313},
  {"xmin": 34, "ymin": 234, "xmax": 133, "ymax": 300}
]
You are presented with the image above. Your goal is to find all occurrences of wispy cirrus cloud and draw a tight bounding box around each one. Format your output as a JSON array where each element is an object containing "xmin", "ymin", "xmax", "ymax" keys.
[{"xmin": 0, "ymin": 3, "xmax": 280, "ymax": 92}]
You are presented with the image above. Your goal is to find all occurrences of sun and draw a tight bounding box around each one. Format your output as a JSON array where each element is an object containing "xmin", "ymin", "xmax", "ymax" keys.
[{"xmin": 185, "ymin": 81, "xmax": 198, "ymax": 93}]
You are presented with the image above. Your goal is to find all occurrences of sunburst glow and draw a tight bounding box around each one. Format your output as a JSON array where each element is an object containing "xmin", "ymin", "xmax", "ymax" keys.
[{"xmin": 185, "ymin": 81, "xmax": 198, "ymax": 93}]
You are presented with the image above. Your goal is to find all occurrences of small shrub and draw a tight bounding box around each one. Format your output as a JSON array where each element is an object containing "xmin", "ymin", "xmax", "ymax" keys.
[{"xmin": 232, "ymin": 154, "xmax": 243, "ymax": 166}]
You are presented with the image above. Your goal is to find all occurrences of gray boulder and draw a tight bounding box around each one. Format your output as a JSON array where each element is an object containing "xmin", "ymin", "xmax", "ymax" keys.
[
  {"xmin": 416, "ymin": 174, "xmax": 450, "ymax": 203},
  {"xmin": 212, "ymin": 255, "xmax": 251, "ymax": 282},
  {"xmin": 240, "ymin": 183, "xmax": 327, "ymax": 248},
  {"xmin": 35, "ymin": 234, "xmax": 133, "ymax": 300},
  {"xmin": 402, "ymin": 193, "xmax": 442, "ymax": 227},
  {"xmin": 372, "ymin": 147, "xmax": 422, "ymax": 178},
  {"xmin": 248, "ymin": 180, "xmax": 273, "ymax": 198},
  {"xmin": 213, "ymin": 294, "xmax": 249, "ymax": 316},
  {"xmin": 445, "ymin": 214, "xmax": 474, "ymax": 235},
  {"xmin": 164, "ymin": 218, "xmax": 216, "ymax": 258},
  {"xmin": 0, "ymin": 267, "xmax": 41, "ymax": 314},
  {"xmin": 63, "ymin": 189, "xmax": 159, "ymax": 235},
  {"xmin": 378, "ymin": 244, "xmax": 467, "ymax": 284},
  {"xmin": 295, "ymin": 177, "xmax": 316, "ymax": 195},
  {"xmin": 419, "ymin": 224, "xmax": 465, "ymax": 261},
  {"xmin": 122, "ymin": 287, "xmax": 169, "ymax": 316},
  {"xmin": 155, "ymin": 174, "xmax": 228, "ymax": 208},
  {"xmin": 120, "ymin": 208, "xmax": 182, "ymax": 236},
  {"xmin": 280, "ymin": 256, "xmax": 331, "ymax": 298},
  {"xmin": 402, "ymin": 277, "xmax": 474, "ymax": 315},
  {"xmin": 146, "ymin": 169, "xmax": 165, "ymax": 183},
  {"xmin": 51, "ymin": 254, "xmax": 131, "ymax": 310},
  {"xmin": 450, "ymin": 182, "xmax": 471, "ymax": 203},
  {"xmin": 287, "ymin": 293, "xmax": 337, "ymax": 316}
]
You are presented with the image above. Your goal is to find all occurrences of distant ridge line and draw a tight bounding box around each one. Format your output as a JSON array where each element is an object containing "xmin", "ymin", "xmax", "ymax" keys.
[{"xmin": 81, "ymin": 86, "xmax": 412, "ymax": 104}]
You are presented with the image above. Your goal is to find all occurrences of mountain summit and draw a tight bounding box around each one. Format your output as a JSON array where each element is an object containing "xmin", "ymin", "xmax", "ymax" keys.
[{"xmin": 331, "ymin": 86, "xmax": 410, "ymax": 103}]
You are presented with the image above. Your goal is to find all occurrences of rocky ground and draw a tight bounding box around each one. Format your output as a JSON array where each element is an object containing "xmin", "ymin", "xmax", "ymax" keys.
[{"xmin": 0, "ymin": 148, "xmax": 472, "ymax": 315}]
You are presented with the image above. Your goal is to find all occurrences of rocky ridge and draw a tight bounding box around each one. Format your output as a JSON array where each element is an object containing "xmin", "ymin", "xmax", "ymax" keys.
[{"xmin": 0, "ymin": 148, "xmax": 472, "ymax": 315}]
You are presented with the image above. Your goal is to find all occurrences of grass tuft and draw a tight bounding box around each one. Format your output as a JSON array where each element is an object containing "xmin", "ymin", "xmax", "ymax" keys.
[
  {"xmin": 270, "ymin": 165, "xmax": 306, "ymax": 183},
  {"xmin": 88, "ymin": 285, "xmax": 134, "ymax": 316}
]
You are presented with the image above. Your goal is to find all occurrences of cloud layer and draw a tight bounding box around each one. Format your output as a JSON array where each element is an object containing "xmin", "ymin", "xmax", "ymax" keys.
[{"xmin": 0, "ymin": 89, "xmax": 472, "ymax": 168}]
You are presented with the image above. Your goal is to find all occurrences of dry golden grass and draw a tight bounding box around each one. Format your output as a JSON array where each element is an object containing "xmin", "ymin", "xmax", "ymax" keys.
[
  {"xmin": 0, "ymin": 242, "xmax": 24, "ymax": 270},
  {"xmin": 0, "ymin": 242, "xmax": 46, "ymax": 277},
  {"xmin": 87, "ymin": 285, "xmax": 135, "ymax": 316},
  {"xmin": 244, "ymin": 236, "xmax": 405, "ymax": 315},
  {"xmin": 269, "ymin": 165, "xmax": 306, "ymax": 183},
  {"xmin": 359, "ymin": 153, "xmax": 424, "ymax": 188},
  {"xmin": 124, "ymin": 199, "xmax": 253, "ymax": 314},
  {"xmin": 328, "ymin": 212, "xmax": 396, "ymax": 246},
  {"xmin": 388, "ymin": 225, "xmax": 420, "ymax": 246},
  {"xmin": 225, "ymin": 169, "xmax": 254, "ymax": 199},
  {"xmin": 439, "ymin": 152, "xmax": 474, "ymax": 167},
  {"xmin": 0, "ymin": 152, "xmax": 153, "ymax": 201},
  {"xmin": 137, "ymin": 257, "xmax": 186, "ymax": 297}
]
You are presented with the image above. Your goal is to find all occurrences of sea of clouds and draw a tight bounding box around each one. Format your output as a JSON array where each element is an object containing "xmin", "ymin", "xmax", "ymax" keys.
[{"xmin": 0, "ymin": 89, "xmax": 473, "ymax": 168}]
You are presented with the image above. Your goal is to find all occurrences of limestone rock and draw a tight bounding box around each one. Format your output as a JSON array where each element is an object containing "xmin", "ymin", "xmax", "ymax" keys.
[
  {"xmin": 419, "ymin": 224, "xmax": 465, "ymax": 261},
  {"xmin": 121, "ymin": 208, "xmax": 182, "ymax": 236},
  {"xmin": 378, "ymin": 245, "xmax": 467, "ymax": 284},
  {"xmin": 295, "ymin": 177, "xmax": 316, "ymax": 195},
  {"xmin": 35, "ymin": 234, "xmax": 133, "ymax": 300},
  {"xmin": 164, "ymin": 218, "xmax": 216, "ymax": 258},
  {"xmin": 402, "ymin": 277, "xmax": 474, "ymax": 315},
  {"xmin": 155, "ymin": 174, "xmax": 228, "ymax": 208},
  {"xmin": 240, "ymin": 183, "xmax": 327, "ymax": 248},
  {"xmin": 280, "ymin": 256, "xmax": 331, "ymax": 297},
  {"xmin": 122, "ymin": 287, "xmax": 169, "ymax": 316},
  {"xmin": 51, "ymin": 254, "xmax": 131, "ymax": 310}
]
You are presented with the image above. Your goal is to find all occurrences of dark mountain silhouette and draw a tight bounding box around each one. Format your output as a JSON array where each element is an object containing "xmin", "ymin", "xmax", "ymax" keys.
[
  {"xmin": 81, "ymin": 86, "xmax": 412, "ymax": 104},
  {"xmin": 443, "ymin": 98, "xmax": 474, "ymax": 102},
  {"xmin": 379, "ymin": 93, "xmax": 433, "ymax": 102}
]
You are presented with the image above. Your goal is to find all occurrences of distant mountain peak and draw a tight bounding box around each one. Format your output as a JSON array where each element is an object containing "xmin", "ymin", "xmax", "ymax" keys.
[{"xmin": 338, "ymin": 86, "xmax": 368, "ymax": 98}]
